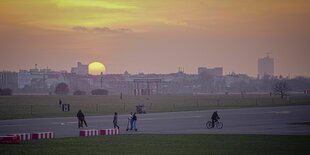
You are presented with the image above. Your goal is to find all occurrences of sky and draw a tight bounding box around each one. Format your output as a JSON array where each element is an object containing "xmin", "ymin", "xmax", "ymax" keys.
[{"xmin": 0, "ymin": 0, "xmax": 309, "ymax": 77}]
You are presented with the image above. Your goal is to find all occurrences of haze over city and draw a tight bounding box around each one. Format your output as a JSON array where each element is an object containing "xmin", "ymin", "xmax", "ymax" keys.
[
  {"xmin": 1, "ymin": 0, "xmax": 310, "ymax": 77},
  {"xmin": 1, "ymin": 1, "xmax": 310, "ymax": 153}
]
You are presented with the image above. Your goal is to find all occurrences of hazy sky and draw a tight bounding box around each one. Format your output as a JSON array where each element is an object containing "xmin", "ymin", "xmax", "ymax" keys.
[{"xmin": 0, "ymin": 0, "xmax": 309, "ymax": 77}]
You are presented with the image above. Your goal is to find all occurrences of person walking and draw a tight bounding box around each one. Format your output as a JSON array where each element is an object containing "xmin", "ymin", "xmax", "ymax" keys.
[
  {"xmin": 132, "ymin": 112, "xmax": 138, "ymax": 131},
  {"xmin": 59, "ymin": 99, "xmax": 62, "ymax": 107},
  {"xmin": 77, "ymin": 110, "xmax": 88, "ymax": 128},
  {"xmin": 113, "ymin": 112, "xmax": 120, "ymax": 129}
]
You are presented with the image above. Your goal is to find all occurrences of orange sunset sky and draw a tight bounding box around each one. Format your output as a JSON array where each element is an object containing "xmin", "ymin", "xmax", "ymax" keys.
[{"xmin": 0, "ymin": 0, "xmax": 309, "ymax": 77}]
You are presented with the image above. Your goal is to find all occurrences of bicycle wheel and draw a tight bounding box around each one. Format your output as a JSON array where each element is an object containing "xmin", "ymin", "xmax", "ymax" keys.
[
  {"xmin": 216, "ymin": 122, "xmax": 223, "ymax": 129},
  {"xmin": 206, "ymin": 121, "xmax": 213, "ymax": 129}
]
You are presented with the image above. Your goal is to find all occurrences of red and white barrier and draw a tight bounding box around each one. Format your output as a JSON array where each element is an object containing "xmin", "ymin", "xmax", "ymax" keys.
[
  {"xmin": 8, "ymin": 133, "xmax": 31, "ymax": 141},
  {"xmin": 80, "ymin": 129, "xmax": 99, "ymax": 137},
  {"xmin": 0, "ymin": 136, "xmax": 20, "ymax": 144},
  {"xmin": 31, "ymin": 132, "xmax": 54, "ymax": 140},
  {"xmin": 100, "ymin": 129, "xmax": 119, "ymax": 135}
]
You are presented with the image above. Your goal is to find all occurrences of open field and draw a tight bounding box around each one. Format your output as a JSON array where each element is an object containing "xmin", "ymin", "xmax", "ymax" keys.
[
  {"xmin": 1, "ymin": 134, "xmax": 310, "ymax": 155},
  {"xmin": 0, "ymin": 94, "xmax": 309, "ymax": 120}
]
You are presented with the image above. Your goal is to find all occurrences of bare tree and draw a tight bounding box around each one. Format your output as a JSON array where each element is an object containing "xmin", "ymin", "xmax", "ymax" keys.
[{"xmin": 272, "ymin": 81, "xmax": 289, "ymax": 99}]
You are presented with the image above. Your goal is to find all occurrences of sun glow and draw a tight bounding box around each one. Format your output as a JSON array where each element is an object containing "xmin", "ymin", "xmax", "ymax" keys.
[{"xmin": 88, "ymin": 62, "xmax": 106, "ymax": 75}]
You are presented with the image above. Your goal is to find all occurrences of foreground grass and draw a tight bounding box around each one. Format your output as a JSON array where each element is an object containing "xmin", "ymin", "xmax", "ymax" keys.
[
  {"xmin": 0, "ymin": 134, "xmax": 309, "ymax": 155},
  {"xmin": 0, "ymin": 94, "xmax": 309, "ymax": 120}
]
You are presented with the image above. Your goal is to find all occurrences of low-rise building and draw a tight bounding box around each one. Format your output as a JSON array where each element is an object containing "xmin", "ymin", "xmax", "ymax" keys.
[
  {"xmin": 0, "ymin": 71, "xmax": 18, "ymax": 89},
  {"xmin": 71, "ymin": 62, "xmax": 88, "ymax": 75}
]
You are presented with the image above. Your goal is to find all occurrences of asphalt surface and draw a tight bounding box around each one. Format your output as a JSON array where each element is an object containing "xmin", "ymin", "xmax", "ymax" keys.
[{"xmin": 1, "ymin": 105, "xmax": 310, "ymax": 138}]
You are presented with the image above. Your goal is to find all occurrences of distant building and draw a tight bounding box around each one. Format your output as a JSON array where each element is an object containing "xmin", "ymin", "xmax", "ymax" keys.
[
  {"xmin": 225, "ymin": 73, "xmax": 250, "ymax": 88},
  {"xmin": 71, "ymin": 62, "xmax": 88, "ymax": 75},
  {"xmin": 258, "ymin": 55, "xmax": 274, "ymax": 79},
  {"xmin": 0, "ymin": 71, "xmax": 18, "ymax": 89},
  {"xmin": 18, "ymin": 70, "xmax": 32, "ymax": 88},
  {"xmin": 132, "ymin": 78, "xmax": 162, "ymax": 95},
  {"xmin": 45, "ymin": 73, "xmax": 65, "ymax": 89},
  {"xmin": 198, "ymin": 67, "xmax": 223, "ymax": 76},
  {"xmin": 18, "ymin": 66, "xmax": 63, "ymax": 90}
]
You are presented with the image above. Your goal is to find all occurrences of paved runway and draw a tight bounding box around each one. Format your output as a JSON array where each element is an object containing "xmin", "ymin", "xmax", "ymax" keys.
[{"xmin": 1, "ymin": 105, "xmax": 310, "ymax": 138}]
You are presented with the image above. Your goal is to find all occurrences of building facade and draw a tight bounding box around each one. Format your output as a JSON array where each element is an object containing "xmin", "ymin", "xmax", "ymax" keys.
[
  {"xmin": 71, "ymin": 62, "xmax": 88, "ymax": 75},
  {"xmin": 198, "ymin": 67, "xmax": 223, "ymax": 76},
  {"xmin": 0, "ymin": 71, "xmax": 18, "ymax": 89}
]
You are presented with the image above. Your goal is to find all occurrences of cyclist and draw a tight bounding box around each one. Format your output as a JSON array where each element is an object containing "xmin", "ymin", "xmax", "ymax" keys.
[{"xmin": 211, "ymin": 111, "xmax": 220, "ymax": 127}]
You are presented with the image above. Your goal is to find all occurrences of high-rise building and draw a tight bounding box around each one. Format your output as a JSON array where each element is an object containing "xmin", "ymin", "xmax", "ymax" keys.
[{"xmin": 258, "ymin": 54, "xmax": 274, "ymax": 79}]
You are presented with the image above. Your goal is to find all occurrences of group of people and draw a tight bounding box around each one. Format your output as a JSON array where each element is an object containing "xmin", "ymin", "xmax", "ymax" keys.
[
  {"xmin": 77, "ymin": 109, "xmax": 219, "ymax": 130},
  {"xmin": 113, "ymin": 112, "xmax": 138, "ymax": 131},
  {"xmin": 126, "ymin": 112, "xmax": 138, "ymax": 131},
  {"xmin": 76, "ymin": 110, "xmax": 138, "ymax": 131}
]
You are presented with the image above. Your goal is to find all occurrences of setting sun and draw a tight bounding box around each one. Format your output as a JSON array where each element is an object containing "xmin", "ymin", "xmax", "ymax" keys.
[{"xmin": 88, "ymin": 62, "xmax": 106, "ymax": 75}]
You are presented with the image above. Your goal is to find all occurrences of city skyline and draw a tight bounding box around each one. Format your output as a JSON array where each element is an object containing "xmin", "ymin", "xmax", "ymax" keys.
[{"xmin": 1, "ymin": 0, "xmax": 310, "ymax": 77}]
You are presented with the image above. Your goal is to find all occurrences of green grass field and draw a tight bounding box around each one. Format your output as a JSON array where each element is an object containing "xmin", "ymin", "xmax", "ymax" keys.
[
  {"xmin": 0, "ymin": 94, "xmax": 309, "ymax": 120},
  {"xmin": 0, "ymin": 134, "xmax": 309, "ymax": 155}
]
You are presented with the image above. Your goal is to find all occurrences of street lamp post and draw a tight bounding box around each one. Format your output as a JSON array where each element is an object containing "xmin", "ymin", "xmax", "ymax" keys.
[{"xmin": 100, "ymin": 72, "xmax": 103, "ymax": 88}]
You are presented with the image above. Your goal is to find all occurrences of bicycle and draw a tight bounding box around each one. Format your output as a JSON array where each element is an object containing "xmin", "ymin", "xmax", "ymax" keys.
[{"xmin": 206, "ymin": 120, "xmax": 223, "ymax": 129}]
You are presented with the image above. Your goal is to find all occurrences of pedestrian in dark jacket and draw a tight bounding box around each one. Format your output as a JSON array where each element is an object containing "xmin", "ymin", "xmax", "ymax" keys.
[
  {"xmin": 113, "ymin": 112, "xmax": 120, "ymax": 129},
  {"xmin": 132, "ymin": 112, "xmax": 137, "ymax": 131},
  {"xmin": 59, "ymin": 99, "xmax": 62, "ymax": 107},
  {"xmin": 77, "ymin": 110, "xmax": 88, "ymax": 128}
]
